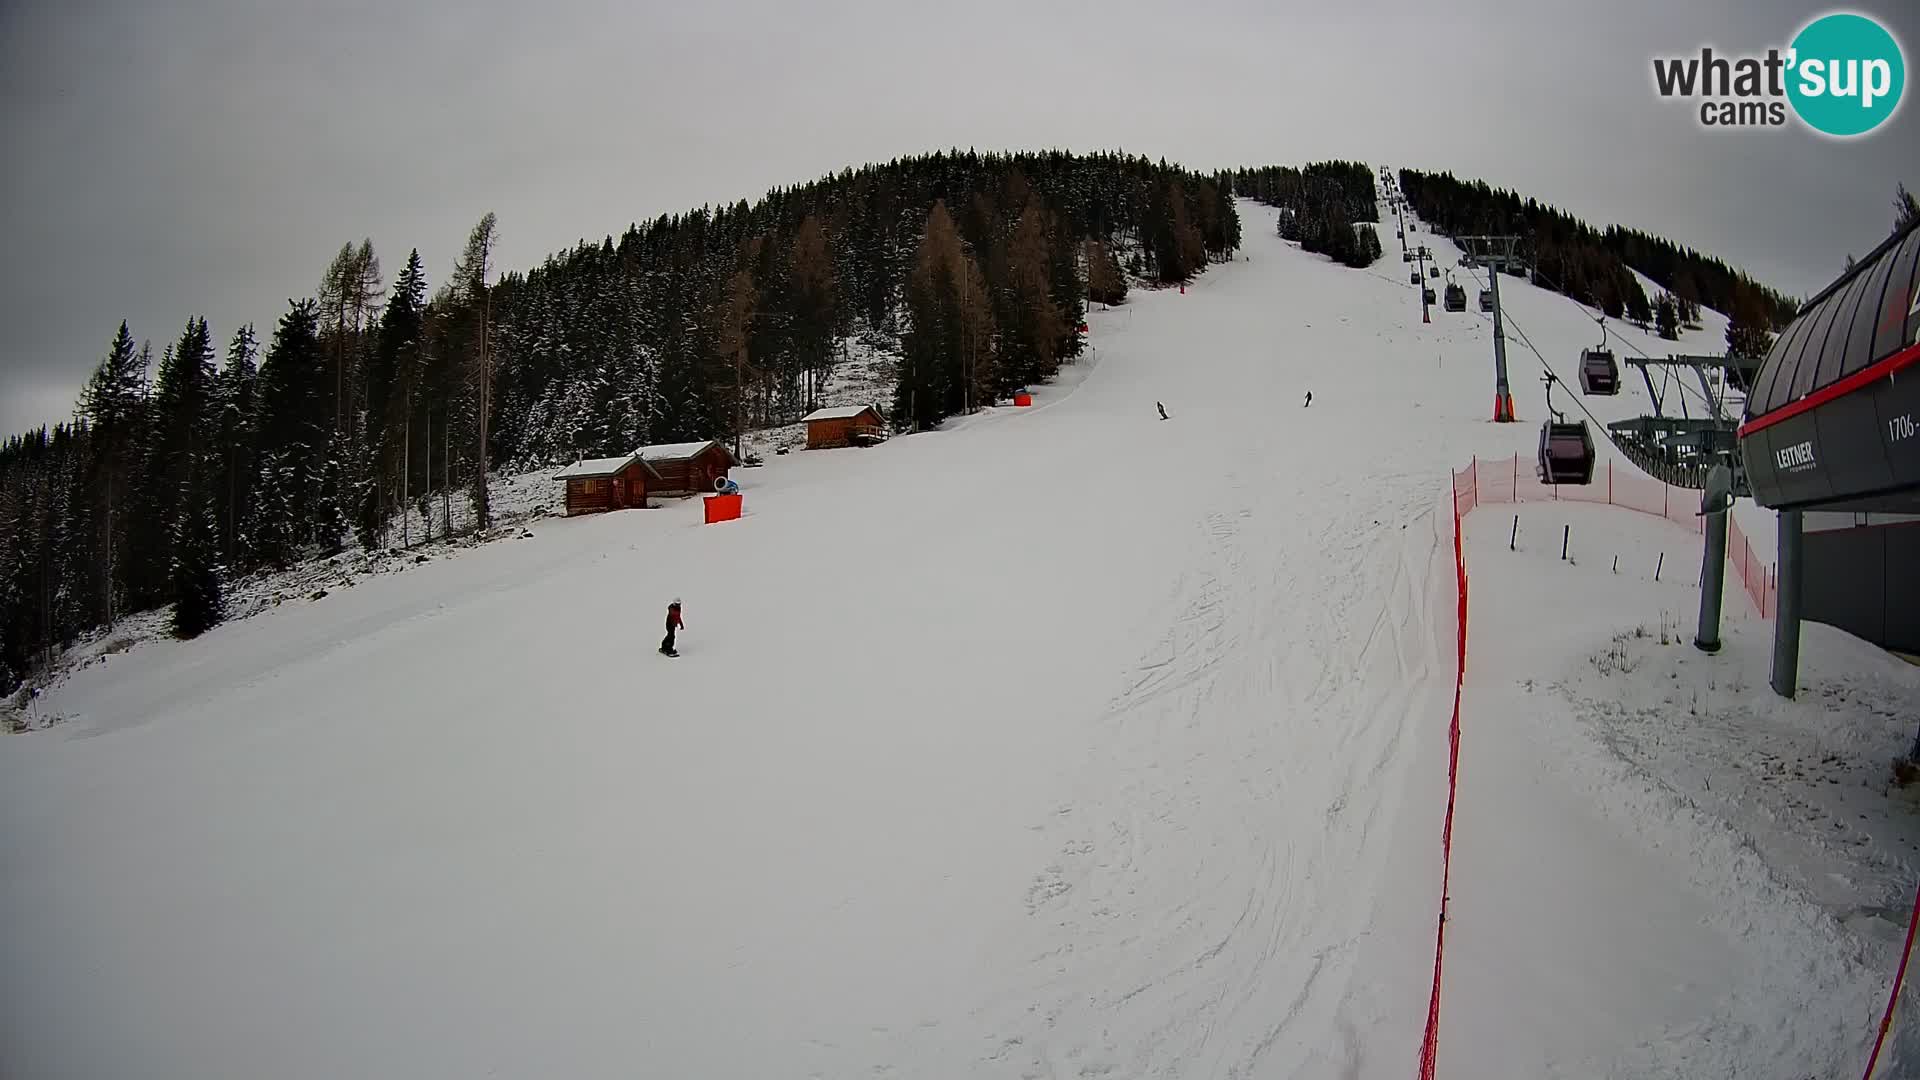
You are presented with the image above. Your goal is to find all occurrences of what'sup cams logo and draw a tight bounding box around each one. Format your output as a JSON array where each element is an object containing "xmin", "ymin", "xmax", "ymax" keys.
[{"xmin": 1652, "ymin": 12, "xmax": 1905, "ymax": 137}]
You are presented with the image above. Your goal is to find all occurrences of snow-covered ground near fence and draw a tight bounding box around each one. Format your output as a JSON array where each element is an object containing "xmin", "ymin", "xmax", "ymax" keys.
[
  {"xmin": 1449, "ymin": 499, "xmax": 1918, "ymax": 1078},
  {"xmin": 0, "ymin": 196, "xmax": 1873, "ymax": 1080}
]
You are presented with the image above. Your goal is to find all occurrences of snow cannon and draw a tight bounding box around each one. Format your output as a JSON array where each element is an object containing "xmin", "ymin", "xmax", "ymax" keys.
[{"xmin": 714, "ymin": 476, "xmax": 740, "ymax": 495}]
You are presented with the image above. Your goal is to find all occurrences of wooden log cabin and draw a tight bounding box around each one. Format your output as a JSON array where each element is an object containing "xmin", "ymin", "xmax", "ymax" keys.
[
  {"xmin": 637, "ymin": 440, "xmax": 740, "ymax": 496},
  {"xmin": 555, "ymin": 453, "xmax": 660, "ymax": 516},
  {"xmin": 801, "ymin": 405, "xmax": 887, "ymax": 450}
]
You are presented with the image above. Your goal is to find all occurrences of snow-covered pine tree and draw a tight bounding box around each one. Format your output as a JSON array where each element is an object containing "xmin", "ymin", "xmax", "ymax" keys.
[
  {"xmin": 1655, "ymin": 294, "xmax": 1680, "ymax": 341},
  {"xmin": 169, "ymin": 491, "xmax": 225, "ymax": 639},
  {"xmin": 78, "ymin": 321, "xmax": 149, "ymax": 622},
  {"xmin": 251, "ymin": 300, "xmax": 327, "ymax": 565},
  {"xmin": 215, "ymin": 324, "xmax": 259, "ymax": 568}
]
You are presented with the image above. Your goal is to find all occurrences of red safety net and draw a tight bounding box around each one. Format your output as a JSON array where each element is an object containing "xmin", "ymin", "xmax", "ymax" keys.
[{"xmin": 1451, "ymin": 455, "xmax": 1776, "ymax": 618}]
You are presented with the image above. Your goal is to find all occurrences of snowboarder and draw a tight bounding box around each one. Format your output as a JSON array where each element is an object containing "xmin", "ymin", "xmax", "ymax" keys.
[
  {"xmin": 660, "ymin": 599, "xmax": 684, "ymax": 657},
  {"xmin": 1157, "ymin": 401, "xmax": 1169, "ymax": 421},
  {"xmin": 1304, "ymin": 391, "xmax": 1312, "ymax": 408}
]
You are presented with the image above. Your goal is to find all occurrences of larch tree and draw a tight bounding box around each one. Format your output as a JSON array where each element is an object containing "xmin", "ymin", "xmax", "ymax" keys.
[
  {"xmin": 1001, "ymin": 200, "xmax": 1065, "ymax": 393},
  {"xmin": 788, "ymin": 216, "xmax": 839, "ymax": 412},
  {"xmin": 1083, "ymin": 237, "xmax": 1126, "ymax": 308},
  {"xmin": 451, "ymin": 213, "xmax": 497, "ymax": 532},
  {"xmin": 714, "ymin": 242, "xmax": 760, "ymax": 461},
  {"xmin": 897, "ymin": 201, "xmax": 994, "ymax": 430}
]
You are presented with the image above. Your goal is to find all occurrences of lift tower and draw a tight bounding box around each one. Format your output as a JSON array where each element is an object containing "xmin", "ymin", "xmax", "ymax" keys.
[{"xmin": 1458, "ymin": 234, "xmax": 1522, "ymax": 422}]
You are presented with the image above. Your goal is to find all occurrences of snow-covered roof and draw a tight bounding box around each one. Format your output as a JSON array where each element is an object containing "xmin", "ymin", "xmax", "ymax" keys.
[
  {"xmin": 637, "ymin": 440, "xmax": 739, "ymax": 465},
  {"xmin": 553, "ymin": 454, "xmax": 660, "ymax": 480},
  {"xmin": 801, "ymin": 404, "xmax": 882, "ymax": 423}
]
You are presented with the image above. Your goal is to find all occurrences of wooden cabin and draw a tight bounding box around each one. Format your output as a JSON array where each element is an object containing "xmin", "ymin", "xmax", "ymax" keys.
[
  {"xmin": 555, "ymin": 453, "xmax": 660, "ymax": 516},
  {"xmin": 801, "ymin": 405, "xmax": 886, "ymax": 450},
  {"xmin": 637, "ymin": 440, "xmax": 740, "ymax": 496}
]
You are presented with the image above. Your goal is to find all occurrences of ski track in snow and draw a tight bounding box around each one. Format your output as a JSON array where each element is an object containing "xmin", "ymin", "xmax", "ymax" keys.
[{"xmin": 1, "ymin": 198, "xmax": 1866, "ymax": 1080}]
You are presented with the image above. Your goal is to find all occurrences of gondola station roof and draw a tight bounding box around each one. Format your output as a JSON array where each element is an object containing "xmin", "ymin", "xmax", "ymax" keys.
[{"xmin": 1739, "ymin": 219, "xmax": 1920, "ymax": 513}]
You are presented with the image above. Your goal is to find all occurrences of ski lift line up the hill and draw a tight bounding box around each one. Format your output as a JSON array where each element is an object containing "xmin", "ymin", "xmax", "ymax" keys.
[
  {"xmin": 1525, "ymin": 256, "xmax": 1735, "ymax": 424},
  {"xmin": 1451, "ymin": 243, "xmax": 1747, "ymax": 491},
  {"xmin": 1518, "ymin": 256, "xmax": 1749, "ymax": 492},
  {"xmin": 1498, "ymin": 300, "xmax": 1727, "ymax": 491},
  {"xmin": 1485, "ymin": 292, "xmax": 1625, "ymax": 486},
  {"xmin": 1580, "ymin": 317, "xmax": 1620, "ymax": 396},
  {"xmin": 1455, "ymin": 233, "xmax": 1525, "ymax": 423},
  {"xmin": 1538, "ymin": 370, "xmax": 1597, "ymax": 486}
]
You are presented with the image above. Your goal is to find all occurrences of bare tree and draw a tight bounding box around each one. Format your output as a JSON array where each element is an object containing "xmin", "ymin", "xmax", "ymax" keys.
[{"xmin": 716, "ymin": 242, "xmax": 760, "ymax": 461}]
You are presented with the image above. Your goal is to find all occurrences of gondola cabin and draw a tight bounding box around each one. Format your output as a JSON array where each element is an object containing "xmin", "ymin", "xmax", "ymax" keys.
[
  {"xmin": 1478, "ymin": 289, "xmax": 1493, "ymax": 313},
  {"xmin": 1428, "ymin": 266, "xmax": 1439, "ymax": 278},
  {"xmin": 1410, "ymin": 270, "xmax": 1421, "ymax": 284},
  {"xmin": 555, "ymin": 453, "xmax": 660, "ymax": 516},
  {"xmin": 637, "ymin": 440, "xmax": 740, "ymax": 497},
  {"xmin": 1422, "ymin": 287, "xmax": 1437, "ymax": 304},
  {"xmin": 1443, "ymin": 283, "xmax": 1466, "ymax": 312},
  {"xmin": 1578, "ymin": 349, "xmax": 1620, "ymax": 395},
  {"xmin": 1538, "ymin": 421, "xmax": 1596, "ymax": 485},
  {"xmin": 802, "ymin": 404, "xmax": 887, "ymax": 449}
]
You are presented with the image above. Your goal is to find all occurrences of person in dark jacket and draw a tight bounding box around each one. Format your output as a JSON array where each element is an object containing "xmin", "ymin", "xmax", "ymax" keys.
[
  {"xmin": 1304, "ymin": 391, "xmax": 1312, "ymax": 407},
  {"xmin": 660, "ymin": 599, "xmax": 684, "ymax": 656},
  {"xmin": 1156, "ymin": 401, "xmax": 1169, "ymax": 420}
]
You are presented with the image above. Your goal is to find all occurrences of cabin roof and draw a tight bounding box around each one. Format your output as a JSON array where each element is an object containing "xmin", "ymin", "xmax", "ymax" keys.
[
  {"xmin": 801, "ymin": 404, "xmax": 882, "ymax": 423},
  {"xmin": 554, "ymin": 453, "xmax": 661, "ymax": 480},
  {"xmin": 637, "ymin": 440, "xmax": 740, "ymax": 465}
]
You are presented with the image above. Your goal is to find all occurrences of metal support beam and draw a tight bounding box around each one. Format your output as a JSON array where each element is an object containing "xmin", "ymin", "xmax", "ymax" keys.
[
  {"xmin": 1771, "ymin": 509, "xmax": 1804, "ymax": 698},
  {"xmin": 1686, "ymin": 360, "xmax": 1730, "ymax": 424},
  {"xmin": 1458, "ymin": 234, "xmax": 1520, "ymax": 422},
  {"xmin": 1695, "ymin": 465, "xmax": 1733, "ymax": 653}
]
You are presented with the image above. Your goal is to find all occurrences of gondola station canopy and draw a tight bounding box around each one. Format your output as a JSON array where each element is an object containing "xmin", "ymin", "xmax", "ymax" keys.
[{"xmin": 1739, "ymin": 219, "xmax": 1920, "ymax": 513}]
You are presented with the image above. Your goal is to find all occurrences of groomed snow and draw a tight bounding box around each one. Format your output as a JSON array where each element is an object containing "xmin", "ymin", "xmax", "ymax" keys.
[{"xmin": 2, "ymin": 197, "xmax": 1890, "ymax": 1080}]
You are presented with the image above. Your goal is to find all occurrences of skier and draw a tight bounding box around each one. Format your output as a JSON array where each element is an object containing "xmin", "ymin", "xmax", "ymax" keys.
[
  {"xmin": 660, "ymin": 599, "xmax": 684, "ymax": 657},
  {"xmin": 1304, "ymin": 391, "xmax": 1313, "ymax": 408},
  {"xmin": 1157, "ymin": 401, "xmax": 1169, "ymax": 421}
]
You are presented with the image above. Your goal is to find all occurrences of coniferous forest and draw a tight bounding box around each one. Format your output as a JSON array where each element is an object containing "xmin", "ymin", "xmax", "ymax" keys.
[
  {"xmin": 0, "ymin": 150, "xmax": 1244, "ymax": 690},
  {"xmin": 1232, "ymin": 162, "xmax": 1384, "ymax": 268},
  {"xmin": 1395, "ymin": 169, "xmax": 1792, "ymax": 363}
]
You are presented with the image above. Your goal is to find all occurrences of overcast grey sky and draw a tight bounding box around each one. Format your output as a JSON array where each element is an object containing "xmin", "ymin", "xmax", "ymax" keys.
[{"xmin": 1, "ymin": 0, "xmax": 1913, "ymax": 434}]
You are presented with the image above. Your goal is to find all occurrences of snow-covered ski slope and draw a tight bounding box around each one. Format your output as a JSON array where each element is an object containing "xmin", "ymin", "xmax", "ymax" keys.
[{"xmin": 1, "ymin": 199, "xmax": 1793, "ymax": 1080}]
